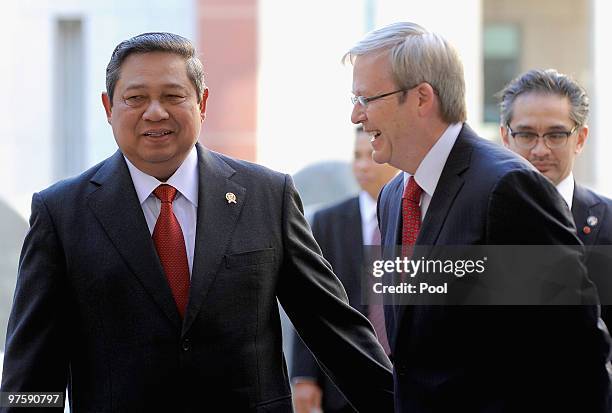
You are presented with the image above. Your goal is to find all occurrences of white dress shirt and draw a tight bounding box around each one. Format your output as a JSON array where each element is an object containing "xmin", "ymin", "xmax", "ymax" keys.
[
  {"xmin": 124, "ymin": 146, "xmax": 199, "ymax": 276},
  {"xmin": 555, "ymin": 172, "xmax": 575, "ymax": 210},
  {"xmin": 359, "ymin": 190, "xmax": 379, "ymax": 244},
  {"xmin": 402, "ymin": 123, "xmax": 463, "ymax": 220}
]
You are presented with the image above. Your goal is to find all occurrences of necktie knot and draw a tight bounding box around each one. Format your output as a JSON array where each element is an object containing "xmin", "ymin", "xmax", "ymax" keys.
[
  {"xmin": 403, "ymin": 176, "xmax": 423, "ymax": 203},
  {"xmin": 154, "ymin": 184, "xmax": 178, "ymax": 204}
]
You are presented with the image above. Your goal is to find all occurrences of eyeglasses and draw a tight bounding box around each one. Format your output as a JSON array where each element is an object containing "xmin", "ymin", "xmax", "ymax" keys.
[
  {"xmin": 351, "ymin": 88, "xmax": 409, "ymax": 107},
  {"xmin": 506, "ymin": 124, "xmax": 580, "ymax": 149}
]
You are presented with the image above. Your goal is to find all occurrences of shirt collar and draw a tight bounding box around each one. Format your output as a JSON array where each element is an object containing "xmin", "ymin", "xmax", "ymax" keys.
[
  {"xmin": 358, "ymin": 190, "xmax": 377, "ymax": 223},
  {"xmin": 124, "ymin": 146, "xmax": 199, "ymax": 207},
  {"xmin": 403, "ymin": 122, "xmax": 463, "ymax": 195},
  {"xmin": 555, "ymin": 172, "xmax": 574, "ymax": 210}
]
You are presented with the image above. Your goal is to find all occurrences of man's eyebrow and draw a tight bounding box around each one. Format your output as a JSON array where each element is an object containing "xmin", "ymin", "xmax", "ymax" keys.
[
  {"xmin": 512, "ymin": 123, "xmax": 570, "ymax": 131},
  {"xmin": 511, "ymin": 124, "xmax": 536, "ymax": 130}
]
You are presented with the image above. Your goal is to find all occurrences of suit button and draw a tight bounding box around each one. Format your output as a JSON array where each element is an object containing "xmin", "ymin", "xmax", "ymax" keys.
[
  {"xmin": 182, "ymin": 338, "xmax": 191, "ymax": 352},
  {"xmin": 397, "ymin": 363, "xmax": 407, "ymax": 376}
]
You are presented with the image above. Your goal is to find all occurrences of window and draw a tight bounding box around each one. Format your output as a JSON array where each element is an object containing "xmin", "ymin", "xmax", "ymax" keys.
[{"xmin": 483, "ymin": 24, "xmax": 519, "ymax": 123}]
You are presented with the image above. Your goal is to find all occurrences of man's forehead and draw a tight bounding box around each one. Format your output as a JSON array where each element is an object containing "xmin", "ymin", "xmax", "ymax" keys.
[
  {"xmin": 512, "ymin": 93, "xmax": 572, "ymax": 121},
  {"xmin": 352, "ymin": 52, "xmax": 394, "ymax": 93}
]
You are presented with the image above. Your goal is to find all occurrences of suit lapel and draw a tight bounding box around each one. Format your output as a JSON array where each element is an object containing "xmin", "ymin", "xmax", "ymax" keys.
[
  {"xmin": 382, "ymin": 176, "xmax": 406, "ymax": 342},
  {"xmin": 394, "ymin": 125, "xmax": 472, "ymax": 339},
  {"xmin": 417, "ymin": 126, "xmax": 471, "ymax": 245},
  {"xmin": 87, "ymin": 151, "xmax": 182, "ymax": 328},
  {"xmin": 385, "ymin": 176, "xmax": 404, "ymax": 247},
  {"xmin": 182, "ymin": 145, "xmax": 246, "ymax": 335},
  {"xmin": 572, "ymin": 184, "xmax": 603, "ymax": 246}
]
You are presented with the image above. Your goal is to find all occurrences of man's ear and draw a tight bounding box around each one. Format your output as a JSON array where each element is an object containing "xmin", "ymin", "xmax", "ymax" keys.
[
  {"xmin": 500, "ymin": 125, "xmax": 510, "ymax": 148},
  {"xmin": 101, "ymin": 92, "xmax": 113, "ymax": 124},
  {"xmin": 415, "ymin": 82, "xmax": 437, "ymax": 117},
  {"xmin": 199, "ymin": 88, "xmax": 209, "ymax": 121},
  {"xmin": 575, "ymin": 124, "xmax": 588, "ymax": 155}
]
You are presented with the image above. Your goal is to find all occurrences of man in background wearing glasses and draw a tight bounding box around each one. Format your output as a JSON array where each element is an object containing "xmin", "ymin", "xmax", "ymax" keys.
[{"xmin": 500, "ymin": 68, "xmax": 612, "ymax": 330}]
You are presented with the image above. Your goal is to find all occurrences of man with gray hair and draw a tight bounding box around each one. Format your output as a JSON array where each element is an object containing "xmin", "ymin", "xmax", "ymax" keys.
[
  {"xmin": 346, "ymin": 22, "xmax": 611, "ymax": 412},
  {"xmin": 0, "ymin": 32, "xmax": 393, "ymax": 412},
  {"xmin": 500, "ymin": 68, "xmax": 612, "ymax": 330}
]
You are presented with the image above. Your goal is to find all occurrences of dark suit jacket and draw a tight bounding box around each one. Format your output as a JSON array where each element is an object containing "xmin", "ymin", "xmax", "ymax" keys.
[
  {"xmin": 573, "ymin": 183, "xmax": 612, "ymax": 330},
  {"xmin": 378, "ymin": 124, "xmax": 611, "ymax": 413},
  {"xmin": 1, "ymin": 144, "xmax": 393, "ymax": 413},
  {"xmin": 291, "ymin": 196, "xmax": 365, "ymax": 412}
]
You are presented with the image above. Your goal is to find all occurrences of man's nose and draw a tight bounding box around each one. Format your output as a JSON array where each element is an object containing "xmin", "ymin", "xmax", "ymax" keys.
[
  {"xmin": 142, "ymin": 100, "xmax": 170, "ymax": 121},
  {"xmin": 531, "ymin": 137, "xmax": 551, "ymax": 157},
  {"xmin": 351, "ymin": 103, "xmax": 366, "ymax": 124}
]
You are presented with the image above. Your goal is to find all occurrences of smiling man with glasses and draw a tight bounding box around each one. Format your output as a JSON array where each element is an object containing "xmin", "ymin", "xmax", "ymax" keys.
[
  {"xmin": 345, "ymin": 22, "xmax": 611, "ymax": 412},
  {"xmin": 500, "ymin": 68, "xmax": 612, "ymax": 332}
]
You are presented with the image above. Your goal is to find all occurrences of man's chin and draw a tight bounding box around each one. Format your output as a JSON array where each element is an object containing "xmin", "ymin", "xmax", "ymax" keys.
[
  {"xmin": 372, "ymin": 152, "xmax": 389, "ymax": 165},
  {"xmin": 541, "ymin": 171, "xmax": 561, "ymax": 185}
]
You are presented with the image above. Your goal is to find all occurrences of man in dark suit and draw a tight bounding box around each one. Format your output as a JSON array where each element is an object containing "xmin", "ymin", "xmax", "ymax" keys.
[
  {"xmin": 0, "ymin": 32, "xmax": 393, "ymax": 412},
  {"xmin": 345, "ymin": 22, "xmax": 611, "ymax": 412},
  {"xmin": 499, "ymin": 68, "xmax": 612, "ymax": 329},
  {"xmin": 291, "ymin": 127, "xmax": 397, "ymax": 413}
]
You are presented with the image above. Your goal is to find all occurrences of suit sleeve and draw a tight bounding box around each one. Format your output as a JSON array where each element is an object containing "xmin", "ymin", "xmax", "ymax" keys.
[
  {"xmin": 487, "ymin": 169, "xmax": 612, "ymax": 411},
  {"xmin": 1, "ymin": 193, "xmax": 69, "ymax": 412},
  {"xmin": 277, "ymin": 175, "xmax": 394, "ymax": 412},
  {"xmin": 290, "ymin": 212, "xmax": 326, "ymax": 383}
]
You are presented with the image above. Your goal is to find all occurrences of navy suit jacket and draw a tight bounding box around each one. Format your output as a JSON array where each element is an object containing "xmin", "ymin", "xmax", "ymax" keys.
[
  {"xmin": 291, "ymin": 196, "xmax": 365, "ymax": 412},
  {"xmin": 573, "ymin": 183, "xmax": 612, "ymax": 330},
  {"xmin": 378, "ymin": 124, "xmax": 611, "ymax": 413},
  {"xmin": 1, "ymin": 144, "xmax": 393, "ymax": 412}
]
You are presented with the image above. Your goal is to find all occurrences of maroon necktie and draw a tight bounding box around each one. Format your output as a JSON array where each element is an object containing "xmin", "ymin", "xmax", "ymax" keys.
[
  {"xmin": 152, "ymin": 184, "xmax": 190, "ymax": 318},
  {"xmin": 402, "ymin": 176, "xmax": 423, "ymax": 256}
]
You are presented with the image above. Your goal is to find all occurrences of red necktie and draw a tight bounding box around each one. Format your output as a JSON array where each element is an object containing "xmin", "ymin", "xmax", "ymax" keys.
[
  {"xmin": 367, "ymin": 225, "xmax": 391, "ymax": 355},
  {"xmin": 152, "ymin": 184, "xmax": 190, "ymax": 318},
  {"xmin": 402, "ymin": 176, "xmax": 423, "ymax": 256}
]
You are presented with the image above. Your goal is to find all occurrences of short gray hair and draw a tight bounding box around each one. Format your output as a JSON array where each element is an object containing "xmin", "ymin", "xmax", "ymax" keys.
[
  {"xmin": 106, "ymin": 32, "xmax": 205, "ymax": 105},
  {"xmin": 343, "ymin": 22, "xmax": 467, "ymax": 124},
  {"xmin": 498, "ymin": 69, "xmax": 589, "ymax": 127}
]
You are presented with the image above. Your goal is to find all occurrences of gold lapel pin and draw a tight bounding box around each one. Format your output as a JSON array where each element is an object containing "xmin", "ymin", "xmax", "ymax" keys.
[{"xmin": 226, "ymin": 192, "xmax": 237, "ymax": 204}]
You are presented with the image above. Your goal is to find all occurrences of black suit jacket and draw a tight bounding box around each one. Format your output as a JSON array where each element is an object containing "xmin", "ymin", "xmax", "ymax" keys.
[
  {"xmin": 378, "ymin": 124, "xmax": 611, "ymax": 413},
  {"xmin": 291, "ymin": 196, "xmax": 365, "ymax": 412},
  {"xmin": 1, "ymin": 144, "xmax": 393, "ymax": 412},
  {"xmin": 573, "ymin": 183, "xmax": 612, "ymax": 329}
]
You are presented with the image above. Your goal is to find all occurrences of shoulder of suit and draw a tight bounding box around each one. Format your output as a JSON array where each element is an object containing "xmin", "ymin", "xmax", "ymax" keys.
[
  {"xmin": 37, "ymin": 152, "xmax": 118, "ymax": 201},
  {"xmin": 464, "ymin": 134, "xmax": 535, "ymax": 176},
  {"xmin": 576, "ymin": 184, "xmax": 612, "ymax": 209},
  {"xmin": 207, "ymin": 150, "xmax": 287, "ymax": 184},
  {"xmin": 453, "ymin": 133, "xmax": 555, "ymax": 200},
  {"xmin": 574, "ymin": 184, "xmax": 612, "ymax": 237},
  {"xmin": 312, "ymin": 196, "xmax": 359, "ymax": 222}
]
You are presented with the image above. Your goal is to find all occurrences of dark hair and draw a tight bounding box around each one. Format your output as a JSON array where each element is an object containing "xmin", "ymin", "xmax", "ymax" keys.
[
  {"xmin": 105, "ymin": 32, "xmax": 205, "ymax": 105},
  {"xmin": 497, "ymin": 69, "xmax": 589, "ymax": 127}
]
